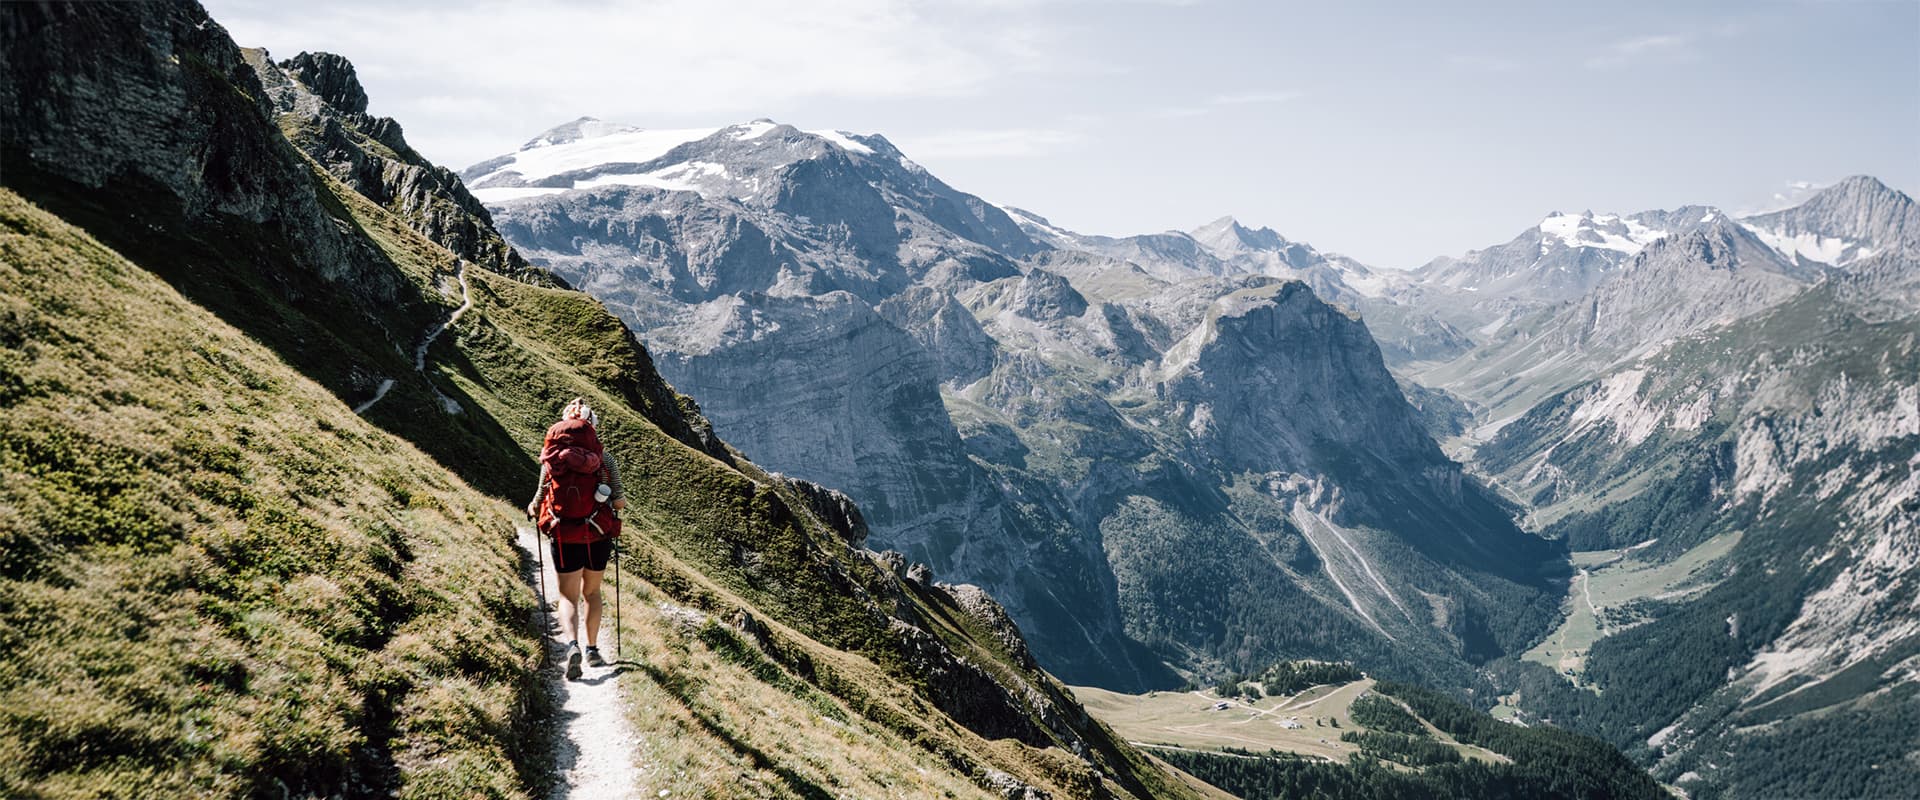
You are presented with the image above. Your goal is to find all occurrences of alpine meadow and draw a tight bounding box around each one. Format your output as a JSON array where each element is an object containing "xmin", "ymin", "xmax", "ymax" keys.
[{"xmin": 2, "ymin": 2, "xmax": 1914, "ymax": 799}]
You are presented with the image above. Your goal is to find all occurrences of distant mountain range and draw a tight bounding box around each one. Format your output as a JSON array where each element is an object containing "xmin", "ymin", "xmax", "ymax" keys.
[
  {"xmin": 465, "ymin": 117, "xmax": 1918, "ymax": 798},
  {"xmin": 465, "ymin": 117, "xmax": 1568, "ymax": 693}
]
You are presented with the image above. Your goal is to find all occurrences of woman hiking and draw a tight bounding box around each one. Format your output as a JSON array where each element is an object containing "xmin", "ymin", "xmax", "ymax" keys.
[{"xmin": 528, "ymin": 398, "xmax": 625, "ymax": 679}]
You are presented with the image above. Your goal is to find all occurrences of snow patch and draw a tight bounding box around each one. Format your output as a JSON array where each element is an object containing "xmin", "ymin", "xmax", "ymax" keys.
[
  {"xmin": 473, "ymin": 126, "xmax": 724, "ymax": 184},
  {"xmin": 1537, "ymin": 212, "xmax": 1668, "ymax": 255},
  {"xmin": 729, "ymin": 120, "xmax": 780, "ymax": 140},
  {"xmin": 809, "ymin": 129, "xmax": 875, "ymax": 155},
  {"xmin": 1741, "ymin": 223, "xmax": 1871, "ymax": 266}
]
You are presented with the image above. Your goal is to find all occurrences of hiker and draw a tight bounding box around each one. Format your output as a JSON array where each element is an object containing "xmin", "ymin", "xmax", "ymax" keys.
[{"xmin": 528, "ymin": 398, "xmax": 625, "ymax": 679}]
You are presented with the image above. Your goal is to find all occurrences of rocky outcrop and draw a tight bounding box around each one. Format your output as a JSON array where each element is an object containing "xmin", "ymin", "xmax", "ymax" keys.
[
  {"xmin": 776, "ymin": 474, "xmax": 870, "ymax": 548},
  {"xmin": 243, "ymin": 49, "xmax": 559, "ymax": 287},
  {"xmin": 941, "ymin": 582, "xmax": 1038, "ymax": 671},
  {"xmin": 0, "ymin": 2, "xmax": 356, "ymax": 281},
  {"xmin": 877, "ymin": 285, "xmax": 1000, "ymax": 385},
  {"xmin": 1162, "ymin": 281, "xmax": 1443, "ymax": 476}
]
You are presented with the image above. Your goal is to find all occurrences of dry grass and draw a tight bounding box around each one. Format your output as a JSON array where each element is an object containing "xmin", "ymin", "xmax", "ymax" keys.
[
  {"xmin": 1073, "ymin": 679, "xmax": 1507, "ymax": 767},
  {"xmin": 0, "ymin": 188, "xmax": 545, "ymax": 798}
]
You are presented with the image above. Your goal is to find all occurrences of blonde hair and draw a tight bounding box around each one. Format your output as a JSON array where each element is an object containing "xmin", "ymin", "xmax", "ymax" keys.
[{"xmin": 562, "ymin": 397, "xmax": 598, "ymax": 427}]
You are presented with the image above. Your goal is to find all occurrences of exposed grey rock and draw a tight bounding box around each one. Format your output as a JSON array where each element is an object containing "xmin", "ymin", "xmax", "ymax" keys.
[
  {"xmin": 979, "ymin": 768, "xmax": 1052, "ymax": 800},
  {"xmin": 243, "ymin": 49, "xmax": 558, "ymax": 287},
  {"xmin": 279, "ymin": 51, "xmax": 367, "ymax": 114},
  {"xmin": 0, "ymin": 3, "xmax": 355, "ymax": 282},
  {"xmin": 941, "ymin": 582, "xmax": 1038, "ymax": 670},
  {"xmin": 775, "ymin": 474, "xmax": 869, "ymax": 548},
  {"xmin": 877, "ymin": 285, "xmax": 1000, "ymax": 385},
  {"xmin": 1161, "ymin": 281, "xmax": 1443, "ymax": 476},
  {"xmin": 874, "ymin": 550, "xmax": 908, "ymax": 579}
]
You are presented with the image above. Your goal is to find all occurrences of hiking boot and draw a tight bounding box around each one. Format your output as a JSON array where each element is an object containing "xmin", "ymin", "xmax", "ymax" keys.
[
  {"xmin": 565, "ymin": 641, "xmax": 583, "ymax": 680},
  {"xmin": 585, "ymin": 646, "xmax": 607, "ymax": 668}
]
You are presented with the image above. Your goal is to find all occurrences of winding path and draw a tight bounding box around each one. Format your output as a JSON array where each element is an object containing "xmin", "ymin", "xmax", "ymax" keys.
[
  {"xmin": 415, "ymin": 261, "xmax": 473, "ymax": 372},
  {"xmin": 516, "ymin": 527, "xmax": 644, "ymax": 799},
  {"xmin": 1580, "ymin": 569, "xmax": 1604, "ymax": 633},
  {"xmin": 355, "ymin": 260, "xmax": 471, "ymax": 415}
]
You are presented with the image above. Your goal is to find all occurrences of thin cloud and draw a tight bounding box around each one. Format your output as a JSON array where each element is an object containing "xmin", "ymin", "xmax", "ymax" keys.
[
  {"xmin": 1209, "ymin": 90, "xmax": 1305, "ymax": 105},
  {"xmin": 893, "ymin": 128, "xmax": 1085, "ymax": 159},
  {"xmin": 1585, "ymin": 33, "xmax": 1696, "ymax": 69},
  {"xmin": 1446, "ymin": 54, "xmax": 1519, "ymax": 72},
  {"xmin": 1153, "ymin": 88, "xmax": 1303, "ymax": 118},
  {"xmin": 205, "ymin": 0, "xmax": 1061, "ymax": 167},
  {"xmin": 1736, "ymin": 179, "xmax": 1827, "ymax": 216}
]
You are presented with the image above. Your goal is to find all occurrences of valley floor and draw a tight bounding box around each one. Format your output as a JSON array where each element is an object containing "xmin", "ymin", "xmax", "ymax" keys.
[
  {"xmin": 1072, "ymin": 680, "xmax": 1505, "ymax": 766},
  {"xmin": 1515, "ymin": 531, "xmax": 1742, "ymax": 695}
]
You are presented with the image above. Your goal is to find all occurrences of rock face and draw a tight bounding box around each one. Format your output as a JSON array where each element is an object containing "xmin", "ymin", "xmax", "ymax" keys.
[
  {"xmin": 474, "ymin": 121, "xmax": 1566, "ymax": 690},
  {"xmin": 639, "ymin": 289, "xmax": 1162, "ymax": 685},
  {"xmin": 0, "ymin": 1, "xmax": 351, "ymax": 279},
  {"xmin": 1161, "ymin": 282, "xmax": 1441, "ymax": 476}
]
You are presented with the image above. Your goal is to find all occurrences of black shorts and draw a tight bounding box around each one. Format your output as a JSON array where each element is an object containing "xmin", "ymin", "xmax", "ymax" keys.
[{"xmin": 551, "ymin": 539, "xmax": 613, "ymax": 573}]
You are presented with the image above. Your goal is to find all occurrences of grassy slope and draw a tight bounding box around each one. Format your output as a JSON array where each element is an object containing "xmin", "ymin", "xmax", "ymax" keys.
[{"xmin": 0, "ymin": 188, "xmax": 541, "ymax": 798}]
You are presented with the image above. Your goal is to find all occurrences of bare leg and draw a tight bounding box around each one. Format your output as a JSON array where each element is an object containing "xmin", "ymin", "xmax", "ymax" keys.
[
  {"xmin": 556, "ymin": 570, "xmax": 585, "ymax": 644},
  {"xmin": 581, "ymin": 569, "xmax": 605, "ymax": 647}
]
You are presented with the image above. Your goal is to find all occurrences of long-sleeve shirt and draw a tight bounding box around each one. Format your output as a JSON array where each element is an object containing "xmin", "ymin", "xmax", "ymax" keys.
[{"xmin": 531, "ymin": 452, "xmax": 624, "ymax": 509}]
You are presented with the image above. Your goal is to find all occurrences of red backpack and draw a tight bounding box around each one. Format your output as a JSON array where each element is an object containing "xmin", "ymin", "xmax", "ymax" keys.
[{"xmin": 537, "ymin": 418, "xmax": 621, "ymax": 544}]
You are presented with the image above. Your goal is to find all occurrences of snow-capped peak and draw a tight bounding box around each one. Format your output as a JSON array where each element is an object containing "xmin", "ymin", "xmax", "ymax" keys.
[
  {"xmin": 463, "ymin": 118, "xmax": 896, "ymax": 204},
  {"xmin": 519, "ymin": 116, "xmax": 645, "ymax": 151},
  {"xmin": 810, "ymin": 129, "xmax": 876, "ymax": 156}
]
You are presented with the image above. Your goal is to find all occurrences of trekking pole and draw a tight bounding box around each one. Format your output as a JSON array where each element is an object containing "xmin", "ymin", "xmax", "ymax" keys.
[
  {"xmin": 613, "ymin": 537, "xmax": 621, "ymax": 661},
  {"xmin": 532, "ymin": 526, "xmax": 551, "ymax": 666}
]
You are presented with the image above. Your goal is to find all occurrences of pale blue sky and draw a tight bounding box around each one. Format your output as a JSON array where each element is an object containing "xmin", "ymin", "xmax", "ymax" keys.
[{"xmin": 206, "ymin": 0, "xmax": 1918, "ymax": 267}]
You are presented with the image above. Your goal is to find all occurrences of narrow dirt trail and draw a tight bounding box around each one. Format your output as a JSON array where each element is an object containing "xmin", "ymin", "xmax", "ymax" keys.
[
  {"xmin": 1580, "ymin": 569, "xmax": 1605, "ymax": 634},
  {"xmin": 351, "ymin": 378, "xmax": 395, "ymax": 414},
  {"xmin": 516, "ymin": 527, "xmax": 644, "ymax": 800},
  {"xmin": 355, "ymin": 260, "xmax": 471, "ymax": 415},
  {"xmin": 414, "ymin": 260, "xmax": 473, "ymax": 372}
]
